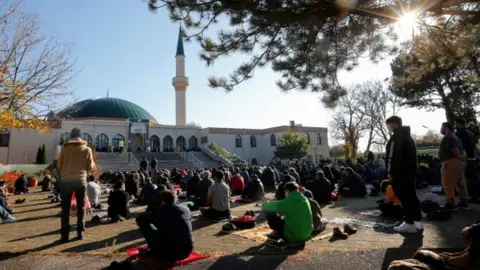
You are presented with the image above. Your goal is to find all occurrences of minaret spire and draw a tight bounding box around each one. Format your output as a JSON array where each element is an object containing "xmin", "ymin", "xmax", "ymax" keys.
[{"xmin": 172, "ymin": 26, "xmax": 189, "ymax": 126}]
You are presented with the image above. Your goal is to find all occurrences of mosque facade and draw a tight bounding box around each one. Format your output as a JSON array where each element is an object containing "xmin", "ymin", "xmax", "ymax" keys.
[{"xmin": 0, "ymin": 30, "xmax": 329, "ymax": 166}]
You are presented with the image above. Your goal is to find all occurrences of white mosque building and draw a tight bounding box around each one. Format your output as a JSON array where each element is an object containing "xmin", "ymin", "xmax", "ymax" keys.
[{"xmin": 0, "ymin": 29, "xmax": 329, "ymax": 166}]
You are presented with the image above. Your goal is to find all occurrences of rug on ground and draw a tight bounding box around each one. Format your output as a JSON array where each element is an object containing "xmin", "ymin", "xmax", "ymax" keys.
[
  {"xmin": 125, "ymin": 244, "xmax": 209, "ymax": 269},
  {"xmin": 233, "ymin": 225, "xmax": 333, "ymax": 244}
]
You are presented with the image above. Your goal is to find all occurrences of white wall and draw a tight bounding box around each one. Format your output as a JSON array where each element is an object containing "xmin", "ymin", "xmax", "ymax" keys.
[{"xmin": 61, "ymin": 119, "xmax": 130, "ymax": 145}]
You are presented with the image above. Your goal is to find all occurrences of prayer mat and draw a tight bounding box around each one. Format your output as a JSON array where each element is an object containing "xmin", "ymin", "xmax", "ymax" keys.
[
  {"xmin": 125, "ymin": 244, "xmax": 208, "ymax": 269},
  {"xmin": 358, "ymin": 209, "xmax": 383, "ymax": 217},
  {"xmin": 233, "ymin": 225, "xmax": 333, "ymax": 245}
]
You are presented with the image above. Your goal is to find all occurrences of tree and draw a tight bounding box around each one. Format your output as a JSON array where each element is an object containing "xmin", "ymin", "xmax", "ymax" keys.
[
  {"xmin": 0, "ymin": 0, "xmax": 75, "ymax": 132},
  {"xmin": 329, "ymin": 85, "xmax": 366, "ymax": 158},
  {"xmin": 274, "ymin": 131, "xmax": 308, "ymax": 160},
  {"xmin": 390, "ymin": 20, "xmax": 480, "ymax": 124},
  {"xmin": 35, "ymin": 146, "xmax": 42, "ymax": 164},
  {"xmin": 40, "ymin": 144, "xmax": 47, "ymax": 164},
  {"xmin": 357, "ymin": 80, "xmax": 399, "ymax": 151},
  {"xmin": 147, "ymin": 0, "xmax": 477, "ymax": 102}
]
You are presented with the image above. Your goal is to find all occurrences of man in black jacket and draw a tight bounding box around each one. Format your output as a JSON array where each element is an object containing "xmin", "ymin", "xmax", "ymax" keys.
[
  {"xmin": 385, "ymin": 116, "xmax": 423, "ymax": 234},
  {"xmin": 455, "ymin": 118, "xmax": 479, "ymax": 203}
]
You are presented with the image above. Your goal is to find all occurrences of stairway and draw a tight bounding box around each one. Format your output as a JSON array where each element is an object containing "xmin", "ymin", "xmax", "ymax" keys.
[
  {"xmin": 96, "ymin": 152, "xmax": 135, "ymax": 172},
  {"xmin": 134, "ymin": 152, "xmax": 195, "ymax": 169},
  {"xmin": 192, "ymin": 151, "xmax": 223, "ymax": 168}
]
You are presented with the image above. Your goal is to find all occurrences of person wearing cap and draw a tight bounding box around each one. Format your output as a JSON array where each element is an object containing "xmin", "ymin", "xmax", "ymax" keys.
[{"xmin": 58, "ymin": 127, "xmax": 95, "ymax": 242}]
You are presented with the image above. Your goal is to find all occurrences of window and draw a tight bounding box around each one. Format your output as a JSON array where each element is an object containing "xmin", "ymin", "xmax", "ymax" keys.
[
  {"xmin": 0, "ymin": 129, "xmax": 10, "ymax": 147},
  {"xmin": 235, "ymin": 135, "xmax": 242, "ymax": 148},
  {"xmin": 60, "ymin": 132, "xmax": 70, "ymax": 145},
  {"xmin": 316, "ymin": 133, "xmax": 322, "ymax": 145},
  {"xmin": 200, "ymin": 136, "xmax": 208, "ymax": 144},
  {"xmin": 81, "ymin": 133, "xmax": 93, "ymax": 145},
  {"xmin": 270, "ymin": 134, "xmax": 277, "ymax": 146},
  {"xmin": 305, "ymin": 133, "xmax": 310, "ymax": 144},
  {"xmin": 250, "ymin": 135, "xmax": 256, "ymax": 148}
]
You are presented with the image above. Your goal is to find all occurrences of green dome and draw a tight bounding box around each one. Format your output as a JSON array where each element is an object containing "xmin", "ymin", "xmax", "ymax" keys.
[{"xmin": 57, "ymin": 97, "xmax": 157, "ymax": 122}]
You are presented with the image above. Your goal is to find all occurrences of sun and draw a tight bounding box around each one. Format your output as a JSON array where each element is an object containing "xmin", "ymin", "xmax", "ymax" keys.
[{"xmin": 395, "ymin": 12, "xmax": 419, "ymax": 39}]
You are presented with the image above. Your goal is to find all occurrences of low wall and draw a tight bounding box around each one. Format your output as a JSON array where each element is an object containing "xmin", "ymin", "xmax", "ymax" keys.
[{"xmin": 0, "ymin": 164, "xmax": 50, "ymax": 175}]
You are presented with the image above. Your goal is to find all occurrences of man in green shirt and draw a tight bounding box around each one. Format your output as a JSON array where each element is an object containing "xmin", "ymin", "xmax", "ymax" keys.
[{"xmin": 262, "ymin": 182, "xmax": 313, "ymax": 243}]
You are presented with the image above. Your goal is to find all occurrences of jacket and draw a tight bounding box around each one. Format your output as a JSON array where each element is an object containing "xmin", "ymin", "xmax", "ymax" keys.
[
  {"xmin": 385, "ymin": 126, "xmax": 418, "ymax": 179},
  {"xmin": 262, "ymin": 190, "xmax": 313, "ymax": 243},
  {"xmin": 58, "ymin": 138, "xmax": 95, "ymax": 182},
  {"xmin": 456, "ymin": 127, "xmax": 477, "ymax": 158}
]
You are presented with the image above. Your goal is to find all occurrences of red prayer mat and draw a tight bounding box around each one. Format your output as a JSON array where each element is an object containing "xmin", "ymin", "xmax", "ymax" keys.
[{"xmin": 125, "ymin": 244, "xmax": 208, "ymax": 269}]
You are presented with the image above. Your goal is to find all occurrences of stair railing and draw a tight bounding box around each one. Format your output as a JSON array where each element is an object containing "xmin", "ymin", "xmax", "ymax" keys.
[{"xmin": 200, "ymin": 146, "xmax": 233, "ymax": 167}]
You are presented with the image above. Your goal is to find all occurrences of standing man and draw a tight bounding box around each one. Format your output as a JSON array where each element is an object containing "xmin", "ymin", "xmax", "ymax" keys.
[
  {"xmin": 455, "ymin": 119, "xmax": 479, "ymax": 204},
  {"xmin": 119, "ymin": 140, "xmax": 125, "ymax": 153},
  {"xmin": 385, "ymin": 116, "xmax": 423, "ymax": 233},
  {"xmin": 58, "ymin": 128, "xmax": 95, "ymax": 242},
  {"xmin": 439, "ymin": 122, "xmax": 469, "ymax": 210}
]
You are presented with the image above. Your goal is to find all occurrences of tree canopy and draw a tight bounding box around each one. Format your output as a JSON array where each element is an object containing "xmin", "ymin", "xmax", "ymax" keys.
[
  {"xmin": 274, "ymin": 131, "xmax": 309, "ymax": 160},
  {"xmin": 147, "ymin": 0, "xmax": 479, "ymax": 103}
]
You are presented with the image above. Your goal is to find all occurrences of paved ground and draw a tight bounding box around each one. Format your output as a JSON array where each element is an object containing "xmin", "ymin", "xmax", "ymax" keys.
[{"xmin": 0, "ymin": 187, "xmax": 478, "ymax": 269}]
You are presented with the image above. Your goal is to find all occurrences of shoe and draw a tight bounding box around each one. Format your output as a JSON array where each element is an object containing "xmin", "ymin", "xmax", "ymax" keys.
[
  {"xmin": 457, "ymin": 202, "xmax": 470, "ymax": 210},
  {"xmin": 76, "ymin": 232, "xmax": 84, "ymax": 240},
  {"xmin": 443, "ymin": 203, "xmax": 457, "ymax": 211},
  {"xmin": 333, "ymin": 227, "xmax": 348, "ymax": 239},
  {"xmin": 414, "ymin": 221, "xmax": 424, "ymax": 230},
  {"xmin": 6, "ymin": 208, "xmax": 15, "ymax": 214},
  {"xmin": 267, "ymin": 231, "xmax": 281, "ymax": 239},
  {"xmin": 3, "ymin": 216, "xmax": 17, "ymax": 223},
  {"xmin": 221, "ymin": 223, "xmax": 236, "ymax": 233},
  {"xmin": 60, "ymin": 237, "xmax": 69, "ymax": 243},
  {"xmin": 393, "ymin": 222, "xmax": 417, "ymax": 233},
  {"xmin": 343, "ymin": 224, "xmax": 357, "ymax": 235}
]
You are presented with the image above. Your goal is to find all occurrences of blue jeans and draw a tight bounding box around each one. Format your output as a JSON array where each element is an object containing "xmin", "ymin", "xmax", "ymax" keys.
[
  {"xmin": 466, "ymin": 160, "xmax": 480, "ymax": 199},
  {"xmin": 0, "ymin": 205, "xmax": 9, "ymax": 220}
]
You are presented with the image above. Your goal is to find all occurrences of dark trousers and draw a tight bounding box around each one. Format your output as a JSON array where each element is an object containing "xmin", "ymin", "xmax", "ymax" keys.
[
  {"xmin": 391, "ymin": 178, "xmax": 422, "ymax": 224},
  {"xmin": 200, "ymin": 208, "xmax": 230, "ymax": 220},
  {"xmin": 0, "ymin": 205, "xmax": 9, "ymax": 220},
  {"xmin": 466, "ymin": 160, "xmax": 480, "ymax": 199},
  {"xmin": 266, "ymin": 212, "xmax": 285, "ymax": 239},
  {"xmin": 60, "ymin": 181, "xmax": 86, "ymax": 238}
]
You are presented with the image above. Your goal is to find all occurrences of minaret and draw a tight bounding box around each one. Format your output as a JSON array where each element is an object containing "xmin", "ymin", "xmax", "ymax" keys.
[{"xmin": 172, "ymin": 26, "xmax": 188, "ymax": 126}]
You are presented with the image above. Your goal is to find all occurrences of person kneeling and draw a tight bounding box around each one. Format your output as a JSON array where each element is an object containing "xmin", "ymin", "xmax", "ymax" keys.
[
  {"xmin": 378, "ymin": 180, "xmax": 404, "ymax": 218},
  {"xmin": 261, "ymin": 182, "xmax": 313, "ymax": 243},
  {"xmin": 136, "ymin": 190, "xmax": 193, "ymax": 264},
  {"xmin": 302, "ymin": 190, "xmax": 325, "ymax": 233},
  {"xmin": 107, "ymin": 181, "xmax": 130, "ymax": 222},
  {"xmin": 241, "ymin": 174, "xmax": 265, "ymax": 202},
  {"xmin": 200, "ymin": 171, "xmax": 231, "ymax": 220}
]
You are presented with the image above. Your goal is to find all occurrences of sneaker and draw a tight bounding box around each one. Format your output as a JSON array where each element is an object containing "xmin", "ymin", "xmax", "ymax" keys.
[
  {"xmin": 343, "ymin": 224, "xmax": 357, "ymax": 235},
  {"xmin": 457, "ymin": 202, "xmax": 470, "ymax": 210},
  {"xmin": 332, "ymin": 227, "xmax": 349, "ymax": 239},
  {"xmin": 414, "ymin": 221, "xmax": 424, "ymax": 230},
  {"xmin": 3, "ymin": 216, "xmax": 17, "ymax": 223},
  {"xmin": 393, "ymin": 222, "xmax": 417, "ymax": 233},
  {"xmin": 443, "ymin": 203, "xmax": 457, "ymax": 211}
]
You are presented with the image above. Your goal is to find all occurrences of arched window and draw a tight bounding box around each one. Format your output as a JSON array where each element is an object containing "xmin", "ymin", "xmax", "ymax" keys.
[
  {"xmin": 235, "ymin": 135, "xmax": 242, "ymax": 148},
  {"xmin": 60, "ymin": 132, "xmax": 70, "ymax": 145},
  {"xmin": 316, "ymin": 133, "xmax": 322, "ymax": 145},
  {"xmin": 81, "ymin": 133, "xmax": 92, "ymax": 145},
  {"xmin": 188, "ymin": 136, "xmax": 198, "ymax": 150},
  {"xmin": 270, "ymin": 134, "xmax": 277, "ymax": 146},
  {"xmin": 149, "ymin": 135, "xmax": 160, "ymax": 151},
  {"xmin": 250, "ymin": 135, "xmax": 256, "ymax": 148},
  {"xmin": 95, "ymin": 133, "xmax": 109, "ymax": 150},
  {"xmin": 163, "ymin": 135, "xmax": 174, "ymax": 152},
  {"xmin": 112, "ymin": 134, "xmax": 125, "ymax": 150},
  {"xmin": 0, "ymin": 129, "xmax": 10, "ymax": 147},
  {"xmin": 176, "ymin": 136, "xmax": 186, "ymax": 150},
  {"xmin": 305, "ymin": 133, "xmax": 311, "ymax": 144}
]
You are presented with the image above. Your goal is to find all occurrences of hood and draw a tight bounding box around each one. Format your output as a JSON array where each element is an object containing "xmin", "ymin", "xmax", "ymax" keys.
[
  {"xmin": 64, "ymin": 137, "xmax": 87, "ymax": 146},
  {"xmin": 394, "ymin": 126, "xmax": 411, "ymax": 136}
]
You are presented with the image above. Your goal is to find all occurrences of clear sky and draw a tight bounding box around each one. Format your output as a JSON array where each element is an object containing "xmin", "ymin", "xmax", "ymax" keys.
[{"xmin": 24, "ymin": 0, "xmax": 446, "ymax": 150}]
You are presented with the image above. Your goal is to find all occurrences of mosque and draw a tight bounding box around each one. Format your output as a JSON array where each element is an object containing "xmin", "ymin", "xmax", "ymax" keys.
[{"xmin": 0, "ymin": 29, "xmax": 329, "ymax": 166}]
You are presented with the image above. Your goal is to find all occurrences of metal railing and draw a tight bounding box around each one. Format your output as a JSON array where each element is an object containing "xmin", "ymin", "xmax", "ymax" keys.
[
  {"xmin": 200, "ymin": 145, "xmax": 233, "ymax": 167},
  {"xmin": 128, "ymin": 152, "xmax": 139, "ymax": 171},
  {"xmin": 180, "ymin": 151, "xmax": 204, "ymax": 168}
]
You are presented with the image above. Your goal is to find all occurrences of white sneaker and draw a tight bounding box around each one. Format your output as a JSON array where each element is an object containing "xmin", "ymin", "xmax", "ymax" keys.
[
  {"xmin": 393, "ymin": 222, "xmax": 417, "ymax": 233},
  {"xmin": 3, "ymin": 216, "xmax": 17, "ymax": 223},
  {"xmin": 414, "ymin": 221, "xmax": 424, "ymax": 230}
]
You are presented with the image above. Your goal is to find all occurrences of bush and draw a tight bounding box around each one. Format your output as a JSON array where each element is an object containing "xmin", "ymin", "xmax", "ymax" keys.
[{"xmin": 209, "ymin": 143, "xmax": 235, "ymax": 159}]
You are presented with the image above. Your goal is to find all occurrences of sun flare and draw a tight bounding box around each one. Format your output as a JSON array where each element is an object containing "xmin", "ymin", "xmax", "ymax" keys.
[{"xmin": 395, "ymin": 12, "xmax": 419, "ymax": 38}]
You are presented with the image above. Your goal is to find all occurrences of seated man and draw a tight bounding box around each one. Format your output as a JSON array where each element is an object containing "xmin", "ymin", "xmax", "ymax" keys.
[
  {"xmin": 14, "ymin": 174, "xmax": 28, "ymax": 194},
  {"xmin": 338, "ymin": 167, "xmax": 367, "ymax": 197},
  {"xmin": 200, "ymin": 171, "xmax": 231, "ymax": 220},
  {"xmin": 302, "ymin": 190, "xmax": 325, "ymax": 233},
  {"xmin": 440, "ymin": 221, "xmax": 480, "ymax": 269},
  {"xmin": 230, "ymin": 168, "xmax": 245, "ymax": 195},
  {"xmin": 125, "ymin": 173, "xmax": 139, "ymax": 199},
  {"xmin": 146, "ymin": 185, "xmax": 168, "ymax": 212},
  {"xmin": 241, "ymin": 174, "xmax": 265, "ymax": 202},
  {"xmin": 194, "ymin": 171, "xmax": 214, "ymax": 207},
  {"xmin": 275, "ymin": 174, "xmax": 295, "ymax": 200},
  {"xmin": 0, "ymin": 181, "xmax": 14, "ymax": 214},
  {"xmin": 87, "ymin": 175, "xmax": 102, "ymax": 209},
  {"xmin": 107, "ymin": 181, "xmax": 130, "ymax": 222},
  {"xmin": 136, "ymin": 190, "xmax": 193, "ymax": 264},
  {"xmin": 305, "ymin": 171, "xmax": 333, "ymax": 204},
  {"xmin": 261, "ymin": 182, "xmax": 313, "ymax": 243},
  {"xmin": 137, "ymin": 178, "xmax": 157, "ymax": 205}
]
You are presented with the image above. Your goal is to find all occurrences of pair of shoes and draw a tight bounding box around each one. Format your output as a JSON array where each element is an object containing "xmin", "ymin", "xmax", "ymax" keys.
[
  {"xmin": 222, "ymin": 223, "xmax": 236, "ymax": 233},
  {"xmin": 393, "ymin": 221, "xmax": 423, "ymax": 233},
  {"xmin": 243, "ymin": 210, "xmax": 255, "ymax": 217},
  {"xmin": 15, "ymin": 198, "xmax": 26, "ymax": 204},
  {"xmin": 3, "ymin": 216, "xmax": 17, "ymax": 223},
  {"xmin": 333, "ymin": 225, "xmax": 357, "ymax": 240},
  {"xmin": 457, "ymin": 202, "xmax": 470, "ymax": 210}
]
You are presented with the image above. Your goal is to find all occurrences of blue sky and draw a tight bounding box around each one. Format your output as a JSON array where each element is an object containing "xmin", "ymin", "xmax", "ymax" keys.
[{"xmin": 25, "ymin": 0, "xmax": 446, "ymax": 149}]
